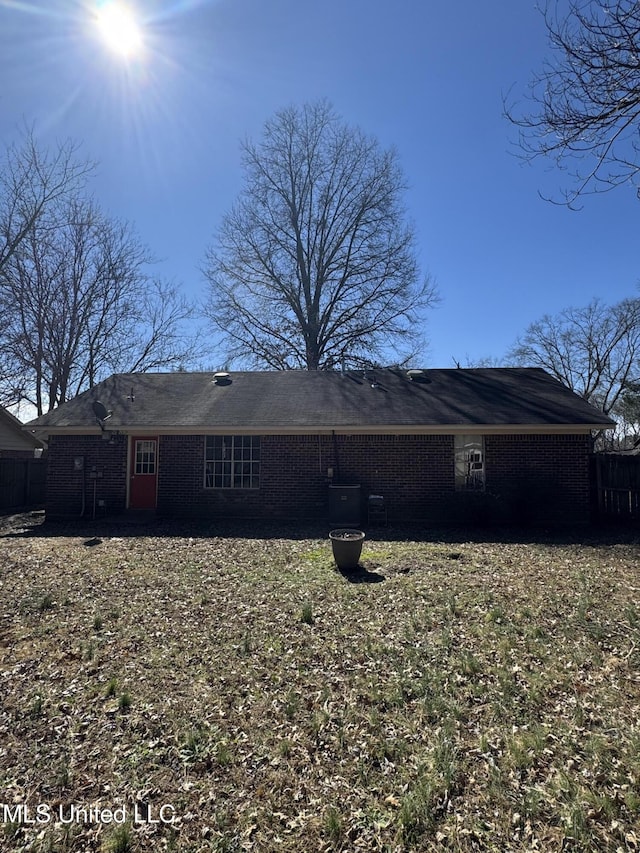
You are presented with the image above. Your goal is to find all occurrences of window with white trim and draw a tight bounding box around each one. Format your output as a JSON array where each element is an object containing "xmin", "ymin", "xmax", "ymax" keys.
[
  {"xmin": 205, "ymin": 435, "xmax": 260, "ymax": 489},
  {"xmin": 454, "ymin": 435, "xmax": 485, "ymax": 491},
  {"xmin": 135, "ymin": 439, "xmax": 156, "ymax": 474}
]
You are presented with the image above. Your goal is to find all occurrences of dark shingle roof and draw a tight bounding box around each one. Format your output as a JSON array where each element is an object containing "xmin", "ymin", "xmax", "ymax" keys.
[{"xmin": 26, "ymin": 368, "xmax": 615, "ymax": 433}]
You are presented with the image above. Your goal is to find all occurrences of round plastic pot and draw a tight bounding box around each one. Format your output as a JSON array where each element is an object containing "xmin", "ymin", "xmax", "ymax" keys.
[{"xmin": 329, "ymin": 528, "xmax": 365, "ymax": 571}]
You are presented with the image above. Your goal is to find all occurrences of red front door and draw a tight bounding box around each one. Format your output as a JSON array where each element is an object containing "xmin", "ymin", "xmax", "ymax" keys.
[{"xmin": 129, "ymin": 437, "xmax": 158, "ymax": 509}]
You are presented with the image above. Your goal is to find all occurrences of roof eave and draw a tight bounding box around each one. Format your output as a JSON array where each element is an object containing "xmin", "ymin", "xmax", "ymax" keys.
[{"xmin": 32, "ymin": 422, "xmax": 614, "ymax": 436}]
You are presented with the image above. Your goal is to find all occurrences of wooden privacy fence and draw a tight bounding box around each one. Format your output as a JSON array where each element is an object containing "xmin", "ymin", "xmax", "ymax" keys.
[
  {"xmin": 0, "ymin": 458, "xmax": 47, "ymax": 510},
  {"xmin": 592, "ymin": 454, "xmax": 640, "ymax": 521}
]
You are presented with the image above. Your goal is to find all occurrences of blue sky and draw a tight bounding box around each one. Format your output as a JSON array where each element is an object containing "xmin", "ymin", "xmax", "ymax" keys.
[{"xmin": 1, "ymin": 0, "xmax": 638, "ymax": 369}]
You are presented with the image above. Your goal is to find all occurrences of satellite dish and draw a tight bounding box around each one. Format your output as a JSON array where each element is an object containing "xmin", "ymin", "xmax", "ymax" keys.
[{"xmin": 92, "ymin": 400, "xmax": 111, "ymax": 421}]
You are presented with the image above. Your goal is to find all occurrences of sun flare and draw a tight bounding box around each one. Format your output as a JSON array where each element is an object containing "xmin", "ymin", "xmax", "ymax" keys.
[{"xmin": 95, "ymin": 1, "xmax": 143, "ymax": 59}]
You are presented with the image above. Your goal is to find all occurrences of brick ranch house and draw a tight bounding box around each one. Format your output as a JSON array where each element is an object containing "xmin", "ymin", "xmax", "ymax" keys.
[{"xmin": 25, "ymin": 367, "xmax": 613, "ymax": 525}]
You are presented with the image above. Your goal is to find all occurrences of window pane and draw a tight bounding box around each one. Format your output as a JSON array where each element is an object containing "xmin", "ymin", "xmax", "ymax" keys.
[
  {"xmin": 135, "ymin": 440, "xmax": 156, "ymax": 474},
  {"xmin": 204, "ymin": 435, "xmax": 261, "ymax": 489},
  {"xmin": 454, "ymin": 435, "xmax": 484, "ymax": 491}
]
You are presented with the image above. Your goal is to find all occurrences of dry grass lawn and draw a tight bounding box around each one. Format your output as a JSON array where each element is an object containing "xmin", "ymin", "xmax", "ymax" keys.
[{"xmin": 1, "ymin": 514, "xmax": 639, "ymax": 852}]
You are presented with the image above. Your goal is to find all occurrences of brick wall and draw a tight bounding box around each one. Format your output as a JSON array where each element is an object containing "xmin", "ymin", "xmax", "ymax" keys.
[
  {"xmin": 484, "ymin": 434, "xmax": 592, "ymax": 525},
  {"xmin": 45, "ymin": 431, "xmax": 594, "ymax": 525},
  {"xmin": 46, "ymin": 434, "xmax": 127, "ymax": 518},
  {"xmin": 157, "ymin": 434, "xmax": 454, "ymax": 522}
]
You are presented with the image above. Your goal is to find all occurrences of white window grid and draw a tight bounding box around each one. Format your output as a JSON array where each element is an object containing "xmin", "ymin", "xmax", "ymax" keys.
[{"xmin": 135, "ymin": 440, "xmax": 156, "ymax": 475}]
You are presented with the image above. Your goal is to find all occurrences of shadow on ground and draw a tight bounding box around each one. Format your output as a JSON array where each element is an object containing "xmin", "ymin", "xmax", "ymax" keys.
[
  {"xmin": 339, "ymin": 565, "xmax": 386, "ymax": 584},
  {"xmin": 1, "ymin": 509, "xmax": 639, "ymax": 548}
]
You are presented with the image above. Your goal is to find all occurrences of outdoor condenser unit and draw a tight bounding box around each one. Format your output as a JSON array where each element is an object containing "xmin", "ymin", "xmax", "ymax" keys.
[{"xmin": 328, "ymin": 484, "xmax": 362, "ymax": 527}]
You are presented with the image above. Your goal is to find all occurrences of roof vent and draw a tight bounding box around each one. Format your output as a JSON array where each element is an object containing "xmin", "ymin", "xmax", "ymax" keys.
[
  {"xmin": 213, "ymin": 372, "xmax": 232, "ymax": 386},
  {"xmin": 407, "ymin": 369, "xmax": 430, "ymax": 384}
]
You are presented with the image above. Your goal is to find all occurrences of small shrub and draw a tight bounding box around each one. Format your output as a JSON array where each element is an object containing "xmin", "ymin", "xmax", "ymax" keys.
[
  {"xmin": 93, "ymin": 614, "xmax": 103, "ymax": 631},
  {"xmin": 105, "ymin": 677, "xmax": 118, "ymax": 698}
]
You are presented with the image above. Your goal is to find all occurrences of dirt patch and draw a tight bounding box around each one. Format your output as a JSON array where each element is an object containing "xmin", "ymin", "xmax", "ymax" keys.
[{"xmin": 0, "ymin": 509, "xmax": 45, "ymax": 536}]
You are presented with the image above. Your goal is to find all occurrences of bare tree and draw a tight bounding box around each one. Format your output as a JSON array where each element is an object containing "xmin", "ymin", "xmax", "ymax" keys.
[
  {"xmin": 0, "ymin": 139, "xmax": 197, "ymax": 414},
  {"xmin": 0, "ymin": 128, "xmax": 93, "ymax": 276},
  {"xmin": 506, "ymin": 1, "xmax": 640, "ymax": 205},
  {"xmin": 508, "ymin": 297, "xmax": 640, "ymax": 415},
  {"xmin": 203, "ymin": 101, "xmax": 436, "ymax": 370}
]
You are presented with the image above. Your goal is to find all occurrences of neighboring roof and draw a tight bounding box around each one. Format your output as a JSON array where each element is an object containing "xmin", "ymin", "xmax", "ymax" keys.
[
  {"xmin": 1, "ymin": 406, "xmax": 44, "ymax": 451},
  {"xmin": 26, "ymin": 368, "xmax": 615, "ymax": 435}
]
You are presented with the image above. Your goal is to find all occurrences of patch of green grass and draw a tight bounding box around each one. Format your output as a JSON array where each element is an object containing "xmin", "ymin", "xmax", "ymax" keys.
[
  {"xmin": 283, "ymin": 689, "xmax": 299, "ymax": 720},
  {"xmin": 4, "ymin": 822, "xmax": 21, "ymax": 842},
  {"xmin": 104, "ymin": 824, "xmax": 134, "ymax": 853},
  {"xmin": 505, "ymin": 727, "xmax": 546, "ymax": 771},
  {"xmin": 30, "ymin": 695, "xmax": 43, "ymax": 718},
  {"xmin": 215, "ymin": 739, "xmax": 232, "ymax": 766},
  {"xmin": 55, "ymin": 760, "xmax": 71, "ymax": 789},
  {"xmin": 182, "ymin": 727, "xmax": 205, "ymax": 759},
  {"xmin": 323, "ymin": 806, "xmax": 343, "ymax": 844},
  {"xmin": 38, "ymin": 593, "xmax": 54, "ymax": 612},
  {"xmin": 118, "ymin": 692, "xmax": 132, "ymax": 713},
  {"xmin": 240, "ymin": 630, "xmax": 253, "ymax": 654},
  {"xmin": 300, "ymin": 601, "xmax": 313, "ymax": 624},
  {"xmin": 398, "ymin": 771, "xmax": 437, "ymax": 844}
]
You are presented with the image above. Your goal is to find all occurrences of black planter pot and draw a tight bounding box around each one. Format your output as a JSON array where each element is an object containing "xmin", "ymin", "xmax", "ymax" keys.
[{"xmin": 329, "ymin": 529, "xmax": 365, "ymax": 571}]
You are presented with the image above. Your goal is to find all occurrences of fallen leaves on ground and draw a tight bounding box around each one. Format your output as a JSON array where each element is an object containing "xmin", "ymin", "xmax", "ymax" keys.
[{"xmin": 0, "ymin": 516, "xmax": 639, "ymax": 851}]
